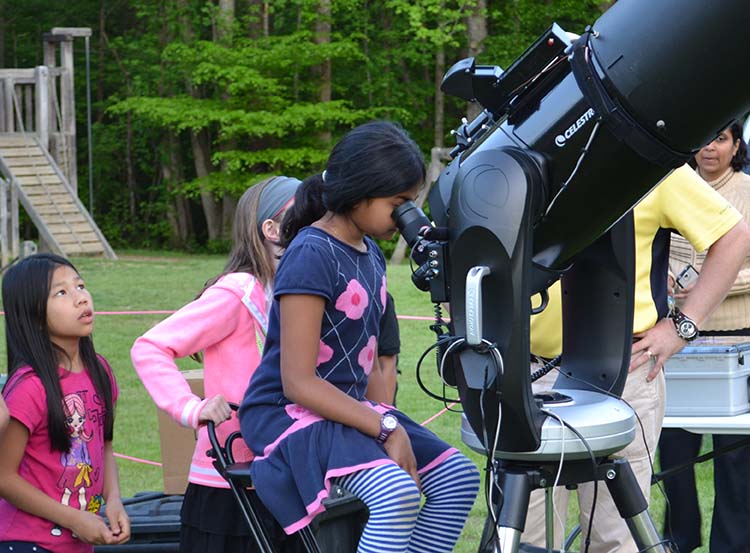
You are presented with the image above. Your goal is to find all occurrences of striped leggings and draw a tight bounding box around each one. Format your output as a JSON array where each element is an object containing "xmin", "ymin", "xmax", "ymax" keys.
[{"xmin": 335, "ymin": 452, "xmax": 480, "ymax": 553}]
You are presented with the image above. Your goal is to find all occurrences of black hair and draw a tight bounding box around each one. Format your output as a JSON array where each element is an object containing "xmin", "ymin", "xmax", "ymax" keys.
[
  {"xmin": 2, "ymin": 253, "xmax": 115, "ymax": 452},
  {"xmin": 728, "ymin": 121, "xmax": 750, "ymax": 172},
  {"xmin": 280, "ymin": 120, "xmax": 426, "ymax": 247}
]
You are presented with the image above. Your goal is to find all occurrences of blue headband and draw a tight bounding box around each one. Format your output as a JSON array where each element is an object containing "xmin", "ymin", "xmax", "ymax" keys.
[{"xmin": 257, "ymin": 176, "xmax": 301, "ymax": 236}]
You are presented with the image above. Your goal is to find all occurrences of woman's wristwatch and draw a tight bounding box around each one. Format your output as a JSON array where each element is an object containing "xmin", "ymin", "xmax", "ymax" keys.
[
  {"xmin": 670, "ymin": 306, "xmax": 699, "ymax": 341},
  {"xmin": 376, "ymin": 413, "xmax": 399, "ymax": 444}
]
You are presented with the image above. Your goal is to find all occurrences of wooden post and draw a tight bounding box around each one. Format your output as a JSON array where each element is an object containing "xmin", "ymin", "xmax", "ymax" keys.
[
  {"xmin": 0, "ymin": 177, "xmax": 7, "ymax": 266},
  {"xmin": 42, "ymin": 35, "xmax": 58, "ymax": 142},
  {"xmin": 0, "ymin": 177, "xmax": 19, "ymax": 265},
  {"xmin": 23, "ymin": 84, "xmax": 33, "ymax": 131},
  {"xmin": 0, "ymin": 77, "xmax": 8, "ymax": 132},
  {"xmin": 59, "ymin": 35, "xmax": 77, "ymax": 193},
  {"xmin": 3, "ymin": 77, "xmax": 14, "ymax": 132},
  {"xmin": 10, "ymin": 176, "xmax": 18, "ymax": 260},
  {"xmin": 35, "ymin": 66, "xmax": 49, "ymax": 149}
]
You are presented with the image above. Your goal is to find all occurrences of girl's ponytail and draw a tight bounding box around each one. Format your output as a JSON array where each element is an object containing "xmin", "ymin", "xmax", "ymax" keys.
[{"xmin": 279, "ymin": 173, "xmax": 327, "ymax": 248}]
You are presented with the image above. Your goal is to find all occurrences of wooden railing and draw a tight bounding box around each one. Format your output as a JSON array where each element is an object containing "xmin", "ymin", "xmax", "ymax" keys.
[{"xmin": 0, "ymin": 29, "xmax": 83, "ymax": 193}]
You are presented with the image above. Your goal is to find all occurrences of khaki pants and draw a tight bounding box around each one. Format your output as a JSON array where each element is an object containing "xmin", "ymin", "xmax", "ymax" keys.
[{"xmin": 521, "ymin": 359, "xmax": 665, "ymax": 552}]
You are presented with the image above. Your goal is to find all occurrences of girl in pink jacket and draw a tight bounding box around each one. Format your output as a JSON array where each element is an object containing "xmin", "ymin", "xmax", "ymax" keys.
[{"xmin": 131, "ymin": 176, "xmax": 300, "ymax": 553}]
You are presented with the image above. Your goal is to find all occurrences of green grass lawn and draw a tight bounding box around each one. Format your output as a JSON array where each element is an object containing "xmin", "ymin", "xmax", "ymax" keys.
[{"xmin": 0, "ymin": 253, "xmax": 717, "ymax": 552}]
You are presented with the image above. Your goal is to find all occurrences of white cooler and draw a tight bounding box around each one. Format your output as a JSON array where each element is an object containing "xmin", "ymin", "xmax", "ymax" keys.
[{"xmin": 664, "ymin": 337, "xmax": 750, "ymax": 417}]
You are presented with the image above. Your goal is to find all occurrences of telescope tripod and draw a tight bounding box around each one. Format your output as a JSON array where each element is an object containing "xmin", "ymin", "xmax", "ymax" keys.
[{"xmin": 482, "ymin": 457, "xmax": 671, "ymax": 553}]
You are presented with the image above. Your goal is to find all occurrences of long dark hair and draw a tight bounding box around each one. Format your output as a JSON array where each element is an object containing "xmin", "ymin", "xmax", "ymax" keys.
[
  {"xmin": 280, "ymin": 120, "xmax": 426, "ymax": 247},
  {"xmin": 728, "ymin": 121, "xmax": 750, "ymax": 172},
  {"xmin": 2, "ymin": 254, "xmax": 114, "ymax": 452}
]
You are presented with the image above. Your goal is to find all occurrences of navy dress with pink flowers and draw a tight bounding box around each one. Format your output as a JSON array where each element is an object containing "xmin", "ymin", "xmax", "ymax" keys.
[{"xmin": 239, "ymin": 227, "xmax": 458, "ymax": 534}]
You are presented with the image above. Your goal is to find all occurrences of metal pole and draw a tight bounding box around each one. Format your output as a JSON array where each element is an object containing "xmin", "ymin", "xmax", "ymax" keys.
[{"xmin": 85, "ymin": 35, "xmax": 93, "ymax": 215}]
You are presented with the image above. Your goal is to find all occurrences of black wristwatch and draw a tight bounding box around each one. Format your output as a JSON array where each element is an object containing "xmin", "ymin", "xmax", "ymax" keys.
[
  {"xmin": 376, "ymin": 413, "xmax": 399, "ymax": 445},
  {"xmin": 670, "ymin": 306, "xmax": 699, "ymax": 342}
]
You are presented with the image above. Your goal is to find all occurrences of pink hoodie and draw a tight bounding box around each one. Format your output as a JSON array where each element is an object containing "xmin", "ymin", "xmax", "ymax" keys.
[{"xmin": 131, "ymin": 272, "xmax": 269, "ymax": 489}]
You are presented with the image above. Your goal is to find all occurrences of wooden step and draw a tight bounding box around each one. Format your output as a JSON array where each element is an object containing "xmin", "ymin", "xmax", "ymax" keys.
[
  {"xmin": 55, "ymin": 213, "xmax": 89, "ymax": 225},
  {"xmin": 62, "ymin": 243, "xmax": 107, "ymax": 255},
  {"xmin": 47, "ymin": 222, "xmax": 96, "ymax": 235},
  {"xmin": 24, "ymin": 191, "xmax": 70, "ymax": 203},
  {"xmin": 22, "ymin": 183, "xmax": 68, "ymax": 194},
  {"xmin": 16, "ymin": 175, "xmax": 62, "ymax": 185},
  {"xmin": 34, "ymin": 203, "xmax": 80, "ymax": 216},
  {"xmin": 0, "ymin": 137, "xmax": 37, "ymax": 147},
  {"xmin": 2, "ymin": 148, "xmax": 45, "ymax": 159},
  {"xmin": 10, "ymin": 165, "xmax": 56, "ymax": 177},
  {"xmin": 57, "ymin": 234, "xmax": 100, "ymax": 246},
  {"xmin": 25, "ymin": 195, "xmax": 74, "ymax": 208},
  {"xmin": 19, "ymin": 184, "xmax": 66, "ymax": 196},
  {"xmin": 5, "ymin": 155, "xmax": 49, "ymax": 167}
]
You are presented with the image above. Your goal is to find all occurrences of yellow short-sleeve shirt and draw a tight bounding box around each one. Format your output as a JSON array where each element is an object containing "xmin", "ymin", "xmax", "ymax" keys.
[{"xmin": 530, "ymin": 164, "xmax": 742, "ymax": 358}]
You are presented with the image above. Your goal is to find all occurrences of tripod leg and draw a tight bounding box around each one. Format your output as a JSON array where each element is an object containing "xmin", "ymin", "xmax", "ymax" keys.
[
  {"xmin": 495, "ymin": 470, "xmax": 533, "ymax": 553},
  {"xmin": 605, "ymin": 459, "xmax": 669, "ymax": 552}
]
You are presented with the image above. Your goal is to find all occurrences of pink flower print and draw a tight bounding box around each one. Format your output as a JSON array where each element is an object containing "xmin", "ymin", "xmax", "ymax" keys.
[
  {"xmin": 358, "ymin": 336, "xmax": 378, "ymax": 375},
  {"xmin": 335, "ymin": 279, "xmax": 369, "ymax": 320},
  {"xmin": 380, "ymin": 275, "xmax": 387, "ymax": 313},
  {"xmin": 285, "ymin": 404, "xmax": 313, "ymax": 420},
  {"xmin": 317, "ymin": 341, "xmax": 334, "ymax": 366}
]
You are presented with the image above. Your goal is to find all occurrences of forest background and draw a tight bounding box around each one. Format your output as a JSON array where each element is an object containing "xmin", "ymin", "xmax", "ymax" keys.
[{"xmin": 4, "ymin": 0, "xmax": 612, "ymax": 256}]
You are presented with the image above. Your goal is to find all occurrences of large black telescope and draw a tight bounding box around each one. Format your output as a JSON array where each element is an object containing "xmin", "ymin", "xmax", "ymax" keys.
[
  {"xmin": 396, "ymin": 2, "xmax": 750, "ymax": 549},
  {"xmin": 400, "ymin": 0, "xmax": 750, "ymax": 456}
]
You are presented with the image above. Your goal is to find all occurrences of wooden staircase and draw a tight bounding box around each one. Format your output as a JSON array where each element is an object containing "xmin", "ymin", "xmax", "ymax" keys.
[{"xmin": 0, "ymin": 134, "xmax": 116, "ymax": 258}]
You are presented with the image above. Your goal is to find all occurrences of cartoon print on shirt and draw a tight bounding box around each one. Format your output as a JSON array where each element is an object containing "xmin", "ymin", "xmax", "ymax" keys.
[
  {"xmin": 86, "ymin": 493, "xmax": 104, "ymax": 513},
  {"xmin": 57, "ymin": 392, "xmax": 98, "ymax": 511}
]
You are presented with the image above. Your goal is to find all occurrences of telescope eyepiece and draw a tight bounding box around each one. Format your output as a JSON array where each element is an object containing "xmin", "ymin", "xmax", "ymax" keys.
[{"xmin": 393, "ymin": 201, "xmax": 432, "ymax": 246}]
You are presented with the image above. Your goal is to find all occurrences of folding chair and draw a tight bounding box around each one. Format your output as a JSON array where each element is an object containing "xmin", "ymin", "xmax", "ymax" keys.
[{"xmin": 206, "ymin": 404, "xmax": 321, "ymax": 553}]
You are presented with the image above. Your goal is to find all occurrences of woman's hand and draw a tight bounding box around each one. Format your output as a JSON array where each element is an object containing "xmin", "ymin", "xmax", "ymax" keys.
[
  {"xmin": 198, "ymin": 394, "xmax": 232, "ymax": 426},
  {"xmin": 383, "ymin": 425, "xmax": 421, "ymax": 491},
  {"xmin": 630, "ymin": 318, "xmax": 687, "ymax": 381}
]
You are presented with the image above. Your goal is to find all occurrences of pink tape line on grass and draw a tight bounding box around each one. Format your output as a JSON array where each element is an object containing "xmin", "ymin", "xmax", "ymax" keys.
[
  {"xmin": 1, "ymin": 311, "xmax": 445, "ymax": 322},
  {"xmin": 114, "ymin": 403, "xmax": 459, "ymax": 468},
  {"xmin": 114, "ymin": 452, "xmax": 162, "ymax": 467},
  {"xmin": 420, "ymin": 402, "xmax": 458, "ymax": 426}
]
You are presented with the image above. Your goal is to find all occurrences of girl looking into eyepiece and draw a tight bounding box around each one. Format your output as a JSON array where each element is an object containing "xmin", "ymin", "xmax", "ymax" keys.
[
  {"xmin": 239, "ymin": 120, "xmax": 480, "ymax": 553},
  {"xmin": 0, "ymin": 254, "xmax": 129, "ymax": 552}
]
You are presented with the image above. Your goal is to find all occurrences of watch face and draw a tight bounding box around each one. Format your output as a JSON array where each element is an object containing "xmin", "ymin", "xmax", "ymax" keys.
[
  {"xmin": 383, "ymin": 414, "xmax": 399, "ymax": 431},
  {"xmin": 679, "ymin": 320, "xmax": 697, "ymax": 338}
]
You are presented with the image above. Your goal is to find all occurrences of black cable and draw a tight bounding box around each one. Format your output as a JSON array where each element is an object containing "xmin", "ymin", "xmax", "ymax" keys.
[
  {"xmin": 637, "ymin": 539, "xmax": 675, "ymax": 552},
  {"xmin": 530, "ymin": 355, "xmax": 561, "ymax": 383},
  {"xmin": 547, "ymin": 413, "xmax": 599, "ymax": 553},
  {"xmin": 652, "ymin": 436, "xmax": 750, "ymax": 484},
  {"xmin": 551, "ymin": 366, "xmax": 671, "ymax": 551},
  {"xmin": 414, "ymin": 336, "xmax": 461, "ymax": 404}
]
